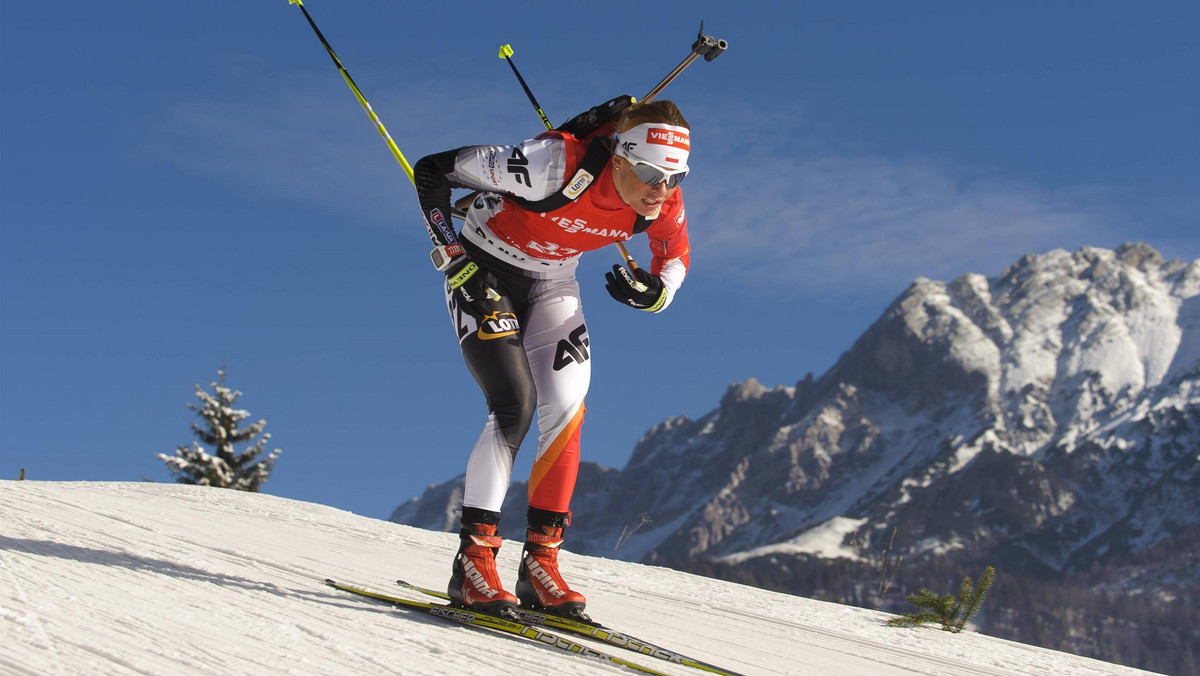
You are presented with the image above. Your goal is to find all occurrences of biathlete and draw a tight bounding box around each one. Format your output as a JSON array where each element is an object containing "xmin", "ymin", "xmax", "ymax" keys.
[{"xmin": 413, "ymin": 100, "xmax": 693, "ymax": 618}]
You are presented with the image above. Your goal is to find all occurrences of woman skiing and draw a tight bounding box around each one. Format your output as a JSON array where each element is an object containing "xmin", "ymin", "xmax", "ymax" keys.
[{"xmin": 413, "ymin": 100, "xmax": 692, "ymax": 619}]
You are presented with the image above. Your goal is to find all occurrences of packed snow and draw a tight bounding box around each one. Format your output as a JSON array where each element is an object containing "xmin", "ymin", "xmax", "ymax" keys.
[
  {"xmin": 0, "ymin": 481, "xmax": 1155, "ymax": 676},
  {"xmin": 721, "ymin": 516, "xmax": 867, "ymax": 563}
]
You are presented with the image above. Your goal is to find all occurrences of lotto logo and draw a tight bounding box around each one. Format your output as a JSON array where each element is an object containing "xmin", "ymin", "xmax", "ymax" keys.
[
  {"xmin": 562, "ymin": 169, "xmax": 594, "ymax": 199},
  {"xmin": 478, "ymin": 312, "xmax": 520, "ymax": 341},
  {"xmin": 646, "ymin": 128, "xmax": 690, "ymax": 150}
]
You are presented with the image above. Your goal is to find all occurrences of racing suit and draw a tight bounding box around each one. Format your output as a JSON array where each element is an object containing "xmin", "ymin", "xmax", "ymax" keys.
[{"xmin": 413, "ymin": 131, "xmax": 690, "ymax": 515}]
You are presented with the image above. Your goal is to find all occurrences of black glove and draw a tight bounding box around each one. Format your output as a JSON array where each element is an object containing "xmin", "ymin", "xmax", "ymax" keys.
[
  {"xmin": 605, "ymin": 264, "xmax": 667, "ymax": 312},
  {"xmin": 446, "ymin": 256, "xmax": 503, "ymax": 317}
]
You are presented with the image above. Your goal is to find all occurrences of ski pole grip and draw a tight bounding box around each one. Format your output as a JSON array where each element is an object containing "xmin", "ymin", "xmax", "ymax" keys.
[{"xmin": 613, "ymin": 242, "xmax": 649, "ymax": 292}]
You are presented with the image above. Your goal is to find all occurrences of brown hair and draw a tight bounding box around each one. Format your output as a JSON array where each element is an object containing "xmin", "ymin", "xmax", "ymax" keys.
[{"xmin": 616, "ymin": 100, "xmax": 690, "ymax": 133}]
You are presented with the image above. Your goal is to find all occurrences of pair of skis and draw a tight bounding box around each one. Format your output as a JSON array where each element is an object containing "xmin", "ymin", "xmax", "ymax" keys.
[{"xmin": 325, "ymin": 578, "xmax": 743, "ymax": 676}]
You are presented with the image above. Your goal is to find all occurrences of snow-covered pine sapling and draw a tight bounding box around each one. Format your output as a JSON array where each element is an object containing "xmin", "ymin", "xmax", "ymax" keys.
[
  {"xmin": 887, "ymin": 565, "xmax": 996, "ymax": 633},
  {"xmin": 158, "ymin": 366, "xmax": 281, "ymax": 491}
]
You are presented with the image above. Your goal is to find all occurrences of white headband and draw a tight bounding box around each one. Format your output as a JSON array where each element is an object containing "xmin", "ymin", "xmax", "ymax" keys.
[{"xmin": 614, "ymin": 123, "xmax": 690, "ymax": 172}]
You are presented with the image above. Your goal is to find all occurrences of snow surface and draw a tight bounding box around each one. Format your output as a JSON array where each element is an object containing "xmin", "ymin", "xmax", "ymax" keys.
[
  {"xmin": 0, "ymin": 481, "xmax": 1154, "ymax": 676},
  {"xmin": 722, "ymin": 516, "xmax": 867, "ymax": 564}
]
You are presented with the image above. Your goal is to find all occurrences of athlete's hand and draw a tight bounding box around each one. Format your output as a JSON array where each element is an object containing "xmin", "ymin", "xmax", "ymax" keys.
[
  {"xmin": 605, "ymin": 264, "xmax": 667, "ymax": 313},
  {"xmin": 446, "ymin": 256, "xmax": 502, "ymax": 316}
]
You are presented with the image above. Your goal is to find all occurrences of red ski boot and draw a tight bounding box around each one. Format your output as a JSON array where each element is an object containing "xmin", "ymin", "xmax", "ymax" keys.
[
  {"xmin": 447, "ymin": 511, "xmax": 518, "ymax": 616},
  {"xmin": 515, "ymin": 509, "xmax": 587, "ymax": 619}
]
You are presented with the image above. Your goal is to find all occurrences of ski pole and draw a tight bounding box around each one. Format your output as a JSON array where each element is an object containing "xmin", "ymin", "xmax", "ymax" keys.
[
  {"xmin": 287, "ymin": 0, "xmax": 414, "ymax": 184},
  {"xmin": 493, "ymin": 44, "xmax": 649, "ymax": 290},
  {"xmin": 494, "ymin": 47, "xmax": 646, "ymax": 286},
  {"xmin": 500, "ymin": 45, "xmax": 554, "ymax": 132},
  {"xmin": 288, "ymin": 1, "xmax": 499, "ymax": 301},
  {"xmin": 612, "ymin": 22, "xmax": 725, "ymax": 289},
  {"xmin": 614, "ymin": 242, "xmax": 644, "ymax": 274},
  {"xmin": 450, "ymin": 44, "xmax": 555, "ymax": 218},
  {"xmin": 614, "ymin": 22, "xmax": 725, "ymax": 287}
]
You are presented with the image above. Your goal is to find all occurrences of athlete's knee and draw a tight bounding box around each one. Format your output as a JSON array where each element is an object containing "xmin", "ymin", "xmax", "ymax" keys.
[{"xmin": 490, "ymin": 378, "xmax": 537, "ymax": 447}]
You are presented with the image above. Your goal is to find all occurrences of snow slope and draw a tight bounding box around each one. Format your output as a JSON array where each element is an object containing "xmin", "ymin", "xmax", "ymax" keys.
[{"xmin": 0, "ymin": 482, "xmax": 1154, "ymax": 676}]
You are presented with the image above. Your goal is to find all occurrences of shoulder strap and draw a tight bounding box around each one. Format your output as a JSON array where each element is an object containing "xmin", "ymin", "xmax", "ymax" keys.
[
  {"xmin": 510, "ymin": 137, "xmax": 615, "ymax": 213},
  {"xmin": 509, "ymin": 136, "xmax": 652, "ymax": 235}
]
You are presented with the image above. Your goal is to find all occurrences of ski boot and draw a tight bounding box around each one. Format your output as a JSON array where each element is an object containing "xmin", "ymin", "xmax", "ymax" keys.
[
  {"xmin": 447, "ymin": 508, "xmax": 519, "ymax": 617},
  {"xmin": 515, "ymin": 507, "xmax": 588, "ymax": 620}
]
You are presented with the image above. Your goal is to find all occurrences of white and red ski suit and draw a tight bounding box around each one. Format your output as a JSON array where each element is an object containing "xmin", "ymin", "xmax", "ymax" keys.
[{"xmin": 414, "ymin": 131, "xmax": 691, "ymax": 515}]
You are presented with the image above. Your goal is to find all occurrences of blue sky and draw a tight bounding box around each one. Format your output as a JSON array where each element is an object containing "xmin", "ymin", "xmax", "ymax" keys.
[{"xmin": 2, "ymin": 1, "xmax": 1197, "ymax": 520}]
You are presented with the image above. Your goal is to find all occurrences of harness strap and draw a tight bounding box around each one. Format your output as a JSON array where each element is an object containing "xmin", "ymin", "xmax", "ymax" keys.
[{"xmin": 509, "ymin": 137, "xmax": 651, "ymax": 235}]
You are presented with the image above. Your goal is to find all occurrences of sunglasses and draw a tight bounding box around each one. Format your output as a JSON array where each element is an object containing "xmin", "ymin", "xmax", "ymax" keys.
[
  {"xmin": 626, "ymin": 159, "xmax": 688, "ymax": 190},
  {"xmin": 614, "ymin": 143, "xmax": 688, "ymax": 190}
]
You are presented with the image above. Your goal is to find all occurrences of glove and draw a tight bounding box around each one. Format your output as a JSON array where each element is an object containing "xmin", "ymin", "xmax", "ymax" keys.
[
  {"xmin": 604, "ymin": 264, "xmax": 667, "ymax": 312},
  {"xmin": 446, "ymin": 255, "xmax": 503, "ymax": 317}
]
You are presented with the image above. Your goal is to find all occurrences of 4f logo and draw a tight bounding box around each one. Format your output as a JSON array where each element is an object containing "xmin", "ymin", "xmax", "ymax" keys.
[
  {"xmin": 553, "ymin": 324, "xmax": 590, "ymax": 371},
  {"xmin": 508, "ymin": 148, "xmax": 531, "ymax": 187}
]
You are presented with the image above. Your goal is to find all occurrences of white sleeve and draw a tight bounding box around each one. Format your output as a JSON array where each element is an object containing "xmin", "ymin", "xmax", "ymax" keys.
[
  {"xmin": 452, "ymin": 137, "xmax": 568, "ymax": 201},
  {"xmin": 654, "ymin": 258, "xmax": 688, "ymax": 313}
]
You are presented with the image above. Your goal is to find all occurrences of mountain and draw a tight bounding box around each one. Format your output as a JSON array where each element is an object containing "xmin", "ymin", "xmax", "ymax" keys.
[
  {"xmin": 3, "ymin": 480, "xmax": 1155, "ymax": 676},
  {"xmin": 391, "ymin": 243, "xmax": 1200, "ymax": 675}
]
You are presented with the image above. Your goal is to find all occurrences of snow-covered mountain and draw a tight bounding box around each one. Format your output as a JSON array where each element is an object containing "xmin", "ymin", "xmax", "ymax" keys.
[
  {"xmin": 3, "ymin": 481, "xmax": 1154, "ymax": 676},
  {"xmin": 391, "ymin": 243, "xmax": 1200, "ymax": 674}
]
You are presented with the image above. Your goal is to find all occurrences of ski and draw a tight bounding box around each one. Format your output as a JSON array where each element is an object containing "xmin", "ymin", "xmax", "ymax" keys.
[
  {"xmin": 324, "ymin": 579, "xmax": 673, "ymax": 676},
  {"xmin": 395, "ymin": 579, "xmax": 744, "ymax": 676}
]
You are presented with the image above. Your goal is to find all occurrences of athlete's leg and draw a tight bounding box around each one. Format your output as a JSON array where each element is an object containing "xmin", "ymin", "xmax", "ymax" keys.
[
  {"xmin": 514, "ymin": 276, "xmax": 591, "ymax": 615},
  {"xmin": 445, "ymin": 286, "xmax": 536, "ymax": 512},
  {"xmin": 520, "ymin": 276, "xmax": 591, "ymax": 513}
]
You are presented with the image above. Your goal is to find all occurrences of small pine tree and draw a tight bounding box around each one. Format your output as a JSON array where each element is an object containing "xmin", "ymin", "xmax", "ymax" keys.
[
  {"xmin": 888, "ymin": 565, "xmax": 996, "ymax": 633},
  {"xmin": 158, "ymin": 367, "xmax": 281, "ymax": 491}
]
